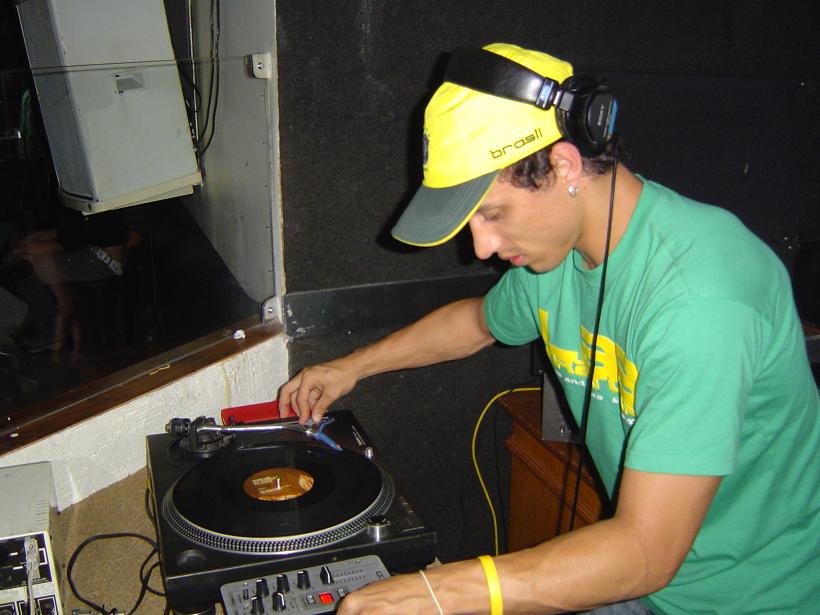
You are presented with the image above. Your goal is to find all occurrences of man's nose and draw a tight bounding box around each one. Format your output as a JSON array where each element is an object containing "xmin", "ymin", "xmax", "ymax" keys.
[{"xmin": 469, "ymin": 217, "xmax": 500, "ymax": 260}]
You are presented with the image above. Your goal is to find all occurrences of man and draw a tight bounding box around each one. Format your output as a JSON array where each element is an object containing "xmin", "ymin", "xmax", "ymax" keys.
[{"xmin": 278, "ymin": 43, "xmax": 820, "ymax": 614}]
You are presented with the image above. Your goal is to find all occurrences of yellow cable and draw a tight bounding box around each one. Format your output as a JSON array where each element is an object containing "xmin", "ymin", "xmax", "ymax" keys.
[{"xmin": 471, "ymin": 386, "xmax": 540, "ymax": 556}]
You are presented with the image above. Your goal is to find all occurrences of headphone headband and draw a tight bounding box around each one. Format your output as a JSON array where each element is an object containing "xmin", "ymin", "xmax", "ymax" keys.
[
  {"xmin": 444, "ymin": 47, "xmax": 618, "ymax": 156},
  {"xmin": 444, "ymin": 47, "xmax": 563, "ymax": 110}
]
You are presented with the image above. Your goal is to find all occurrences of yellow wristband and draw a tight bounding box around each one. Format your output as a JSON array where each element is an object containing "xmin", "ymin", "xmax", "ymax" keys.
[{"xmin": 478, "ymin": 555, "xmax": 502, "ymax": 615}]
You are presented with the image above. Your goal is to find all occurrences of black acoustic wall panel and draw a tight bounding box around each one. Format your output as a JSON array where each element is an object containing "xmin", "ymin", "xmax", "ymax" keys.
[
  {"xmin": 601, "ymin": 73, "xmax": 817, "ymax": 269},
  {"xmin": 275, "ymin": 2, "xmax": 820, "ymax": 563},
  {"xmin": 277, "ymin": 1, "xmax": 819, "ymax": 293}
]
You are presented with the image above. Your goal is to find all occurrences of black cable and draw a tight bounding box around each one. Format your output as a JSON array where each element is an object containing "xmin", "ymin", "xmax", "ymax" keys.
[
  {"xmin": 568, "ymin": 141, "xmax": 619, "ymax": 530},
  {"xmin": 195, "ymin": 0, "xmax": 217, "ymax": 147},
  {"xmin": 140, "ymin": 489, "xmax": 166, "ymax": 599},
  {"xmin": 144, "ymin": 486, "xmax": 156, "ymax": 525},
  {"xmin": 140, "ymin": 560, "xmax": 166, "ymax": 597},
  {"xmin": 198, "ymin": 0, "xmax": 221, "ymax": 156},
  {"xmin": 66, "ymin": 532, "xmax": 159, "ymax": 615},
  {"xmin": 178, "ymin": 57, "xmax": 203, "ymax": 145},
  {"xmin": 177, "ymin": 56, "xmax": 202, "ymax": 111}
]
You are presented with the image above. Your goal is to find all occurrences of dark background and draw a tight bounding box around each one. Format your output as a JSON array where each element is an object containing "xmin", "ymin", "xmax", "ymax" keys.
[
  {"xmin": 277, "ymin": 1, "xmax": 819, "ymax": 563},
  {"xmin": 0, "ymin": 1, "xmax": 258, "ymax": 417}
]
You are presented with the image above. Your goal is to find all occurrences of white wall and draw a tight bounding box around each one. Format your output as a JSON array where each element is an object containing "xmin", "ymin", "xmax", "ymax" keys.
[
  {"xmin": 0, "ymin": 334, "xmax": 288, "ymax": 510},
  {"xmin": 185, "ymin": 0, "xmax": 284, "ymax": 304}
]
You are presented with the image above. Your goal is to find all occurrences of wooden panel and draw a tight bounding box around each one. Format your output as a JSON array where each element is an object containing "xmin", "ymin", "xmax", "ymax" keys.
[{"xmin": 501, "ymin": 390, "xmax": 609, "ymax": 551}]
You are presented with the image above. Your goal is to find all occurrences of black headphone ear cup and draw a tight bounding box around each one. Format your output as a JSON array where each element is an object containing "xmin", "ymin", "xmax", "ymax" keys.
[
  {"xmin": 443, "ymin": 48, "xmax": 617, "ymax": 156},
  {"xmin": 556, "ymin": 75, "xmax": 616, "ymax": 157}
]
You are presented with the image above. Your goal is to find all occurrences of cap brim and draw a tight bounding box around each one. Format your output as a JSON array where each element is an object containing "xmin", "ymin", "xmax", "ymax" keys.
[{"xmin": 391, "ymin": 170, "xmax": 497, "ymax": 247}]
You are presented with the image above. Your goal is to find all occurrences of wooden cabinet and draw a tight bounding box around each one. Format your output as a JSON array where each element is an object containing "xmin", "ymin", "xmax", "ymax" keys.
[{"xmin": 500, "ymin": 390, "xmax": 610, "ymax": 552}]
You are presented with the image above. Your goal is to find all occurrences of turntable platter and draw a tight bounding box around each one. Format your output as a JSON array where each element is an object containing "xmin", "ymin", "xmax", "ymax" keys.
[{"xmin": 161, "ymin": 443, "xmax": 395, "ymax": 554}]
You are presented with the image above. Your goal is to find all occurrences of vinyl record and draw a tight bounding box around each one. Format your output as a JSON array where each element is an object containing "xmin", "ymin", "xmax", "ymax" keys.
[{"xmin": 170, "ymin": 443, "xmax": 384, "ymax": 540}]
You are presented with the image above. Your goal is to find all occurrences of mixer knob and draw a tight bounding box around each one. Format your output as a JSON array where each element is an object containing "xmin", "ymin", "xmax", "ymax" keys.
[
  {"xmin": 297, "ymin": 569, "xmax": 311, "ymax": 589},
  {"xmin": 276, "ymin": 573, "xmax": 290, "ymax": 593},
  {"xmin": 250, "ymin": 596, "xmax": 265, "ymax": 614},
  {"xmin": 320, "ymin": 565, "xmax": 334, "ymax": 584},
  {"xmin": 272, "ymin": 591, "xmax": 287, "ymax": 612},
  {"xmin": 256, "ymin": 577, "xmax": 270, "ymax": 598}
]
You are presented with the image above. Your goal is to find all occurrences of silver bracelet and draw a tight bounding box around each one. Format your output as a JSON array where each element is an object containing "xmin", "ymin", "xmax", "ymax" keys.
[{"xmin": 419, "ymin": 569, "xmax": 445, "ymax": 615}]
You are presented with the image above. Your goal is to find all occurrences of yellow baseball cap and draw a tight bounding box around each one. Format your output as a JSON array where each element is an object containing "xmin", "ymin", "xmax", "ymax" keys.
[{"xmin": 391, "ymin": 43, "xmax": 573, "ymax": 247}]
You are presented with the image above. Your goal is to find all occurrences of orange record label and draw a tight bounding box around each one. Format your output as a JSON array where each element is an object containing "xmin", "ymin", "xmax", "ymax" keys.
[{"xmin": 243, "ymin": 468, "xmax": 315, "ymax": 501}]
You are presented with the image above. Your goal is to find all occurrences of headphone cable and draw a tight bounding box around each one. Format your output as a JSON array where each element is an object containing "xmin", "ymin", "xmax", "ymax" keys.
[{"xmin": 568, "ymin": 140, "xmax": 619, "ymax": 529}]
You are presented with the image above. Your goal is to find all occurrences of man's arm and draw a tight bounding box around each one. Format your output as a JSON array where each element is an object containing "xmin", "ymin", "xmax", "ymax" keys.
[
  {"xmin": 338, "ymin": 469, "xmax": 721, "ymax": 614},
  {"xmin": 278, "ymin": 297, "xmax": 495, "ymax": 423},
  {"xmin": 12, "ymin": 229, "xmax": 63, "ymax": 257}
]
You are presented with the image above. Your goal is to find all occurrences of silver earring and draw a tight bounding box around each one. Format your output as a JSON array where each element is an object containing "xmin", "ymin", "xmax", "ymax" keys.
[{"xmin": 568, "ymin": 184, "xmax": 578, "ymax": 199}]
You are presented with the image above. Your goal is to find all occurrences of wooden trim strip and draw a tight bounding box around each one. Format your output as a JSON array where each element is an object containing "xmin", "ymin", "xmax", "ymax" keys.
[{"xmin": 0, "ymin": 317, "xmax": 282, "ymax": 454}]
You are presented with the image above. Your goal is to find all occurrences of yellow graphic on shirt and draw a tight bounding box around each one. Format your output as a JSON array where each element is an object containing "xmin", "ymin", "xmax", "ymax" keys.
[{"xmin": 539, "ymin": 308, "xmax": 638, "ymax": 420}]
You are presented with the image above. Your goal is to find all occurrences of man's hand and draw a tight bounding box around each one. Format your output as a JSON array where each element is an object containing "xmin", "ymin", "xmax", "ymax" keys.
[
  {"xmin": 278, "ymin": 358, "xmax": 358, "ymax": 424},
  {"xmin": 277, "ymin": 298, "xmax": 494, "ymax": 425},
  {"xmin": 337, "ymin": 572, "xmax": 444, "ymax": 615},
  {"xmin": 336, "ymin": 557, "xmax": 493, "ymax": 614}
]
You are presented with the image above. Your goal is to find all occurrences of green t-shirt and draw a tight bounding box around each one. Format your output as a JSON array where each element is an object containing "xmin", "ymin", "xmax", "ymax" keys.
[{"xmin": 484, "ymin": 178, "xmax": 820, "ymax": 614}]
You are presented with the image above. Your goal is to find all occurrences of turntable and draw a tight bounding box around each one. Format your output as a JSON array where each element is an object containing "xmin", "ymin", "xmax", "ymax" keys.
[{"xmin": 147, "ymin": 410, "xmax": 436, "ymax": 614}]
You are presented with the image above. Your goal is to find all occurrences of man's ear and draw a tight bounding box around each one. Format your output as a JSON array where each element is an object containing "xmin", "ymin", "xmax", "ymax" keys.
[{"xmin": 549, "ymin": 141, "xmax": 584, "ymax": 187}]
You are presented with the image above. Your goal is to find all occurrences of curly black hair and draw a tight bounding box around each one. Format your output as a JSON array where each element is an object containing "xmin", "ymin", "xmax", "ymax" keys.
[{"xmin": 500, "ymin": 140, "xmax": 618, "ymax": 190}]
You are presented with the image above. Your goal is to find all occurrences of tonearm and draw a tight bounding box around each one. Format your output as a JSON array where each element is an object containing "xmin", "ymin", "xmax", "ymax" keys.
[{"xmin": 165, "ymin": 416, "xmax": 342, "ymax": 455}]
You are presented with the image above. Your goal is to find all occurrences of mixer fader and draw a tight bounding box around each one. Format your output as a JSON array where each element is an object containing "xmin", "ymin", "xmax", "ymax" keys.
[{"xmin": 221, "ymin": 555, "xmax": 390, "ymax": 614}]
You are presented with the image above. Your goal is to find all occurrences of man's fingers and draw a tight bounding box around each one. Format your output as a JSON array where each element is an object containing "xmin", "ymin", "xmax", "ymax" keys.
[
  {"xmin": 278, "ymin": 364, "xmax": 353, "ymax": 424},
  {"xmin": 288, "ymin": 390, "xmax": 303, "ymax": 421},
  {"xmin": 277, "ymin": 375, "xmax": 301, "ymax": 416},
  {"xmin": 294, "ymin": 386, "xmax": 312, "ymax": 418},
  {"xmin": 309, "ymin": 392, "xmax": 334, "ymax": 424},
  {"xmin": 308, "ymin": 388, "xmax": 320, "ymax": 412}
]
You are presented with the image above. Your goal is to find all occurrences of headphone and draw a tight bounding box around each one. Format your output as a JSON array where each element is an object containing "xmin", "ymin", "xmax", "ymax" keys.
[{"xmin": 444, "ymin": 47, "xmax": 618, "ymax": 157}]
